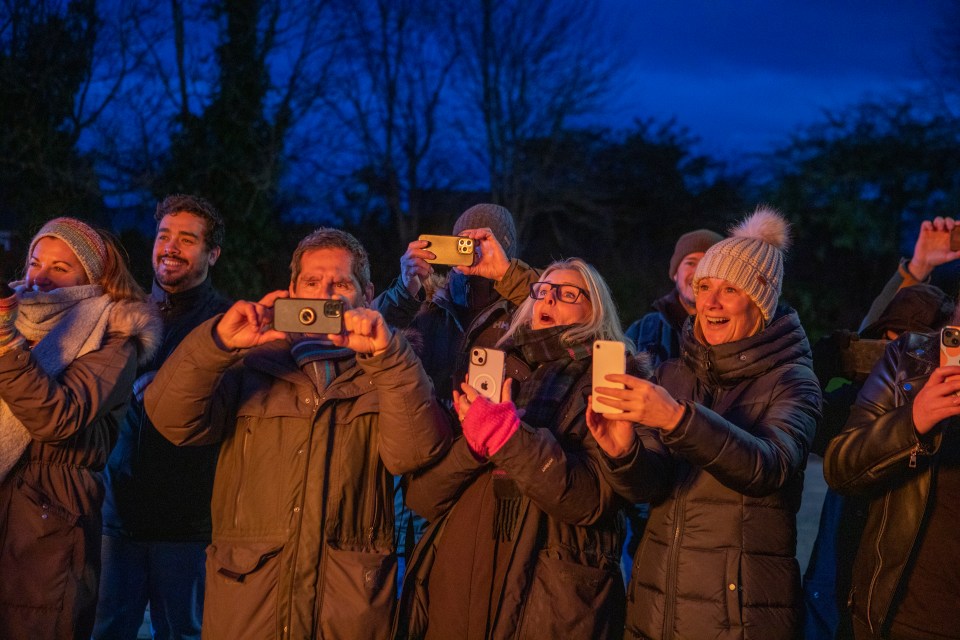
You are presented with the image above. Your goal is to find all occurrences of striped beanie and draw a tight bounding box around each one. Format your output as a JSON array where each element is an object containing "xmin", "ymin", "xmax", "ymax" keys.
[
  {"xmin": 30, "ymin": 217, "xmax": 108, "ymax": 283},
  {"xmin": 693, "ymin": 206, "xmax": 791, "ymax": 322}
]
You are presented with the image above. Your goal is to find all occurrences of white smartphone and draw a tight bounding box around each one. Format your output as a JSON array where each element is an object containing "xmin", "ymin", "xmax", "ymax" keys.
[
  {"xmin": 592, "ymin": 340, "xmax": 625, "ymax": 414},
  {"xmin": 468, "ymin": 347, "xmax": 506, "ymax": 400},
  {"xmin": 941, "ymin": 326, "xmax": 960, "ymax": 367}
]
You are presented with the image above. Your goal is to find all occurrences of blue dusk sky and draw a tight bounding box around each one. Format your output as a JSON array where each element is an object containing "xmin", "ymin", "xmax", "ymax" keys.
[{"xmin": 596, "ymin": 0, "xmax": 952, "ymax": 161}]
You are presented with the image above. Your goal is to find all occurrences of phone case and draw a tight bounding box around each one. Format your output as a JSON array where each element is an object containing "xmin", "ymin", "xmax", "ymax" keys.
[
  {"xmin": 593, "ymin": 340, "xmax": 625, "ymax": 414},
  {"xmin": 419, "ymin": 234, "xmax": 475, "ymax": 266},
  {"xmin": 468, "ymin": 347, "xmax": 505, "ymax": 400},
  {"xmin": 941, "ymin": 326, "xmax": 960, "ymax": 367},
  {"xmin": 274, "ymin": 298, "xmax": 344, "ymax": 334}
]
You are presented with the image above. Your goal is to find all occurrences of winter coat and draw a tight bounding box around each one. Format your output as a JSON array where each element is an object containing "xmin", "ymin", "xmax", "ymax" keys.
[
  {"xmin": 602, "ymin": 305, "xmax": 821, "ymax": 640},
  {"xmin": 394, "ymin": 261, "xmax": 658, "ymax": 640},
  {"xmin": 144, "ymin": 318, "xmax": 451, "ymax": 639},
  {"xmin": 624, "ymin": 289, "xmax": 689, "ymax": 368},
  {"xmin": 102, "ymin": 277, "xmax": 231, "ymax": 541},
  {"xmin": 396, "ymin": 361, "xmax": 661, "ymax": 640},
  {"xmin": 0, "ymin": 300, "xmax": 161, "ymax": 640},
  {"xmin": 823, "ymin": 332, "xmax": 949, "ymax": 638},
  {"xmin": 374, "ymin": 271, "xmax": 525, "ymax": 403}
]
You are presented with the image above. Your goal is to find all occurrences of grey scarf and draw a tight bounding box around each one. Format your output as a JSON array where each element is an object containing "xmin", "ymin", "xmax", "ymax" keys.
[{"xmin": 0, "ymin": 284, "xmax": 113, "ymax": 481}]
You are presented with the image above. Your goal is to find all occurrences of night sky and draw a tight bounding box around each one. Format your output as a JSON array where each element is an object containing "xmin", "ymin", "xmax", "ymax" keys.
[{"xmin": 596, "ymin": 0, "xmax": 951, "ymax": 161}]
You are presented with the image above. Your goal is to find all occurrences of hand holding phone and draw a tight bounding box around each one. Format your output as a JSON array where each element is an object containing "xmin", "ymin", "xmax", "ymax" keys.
[
  {"xmin": 418, "ymin": 234, "xmax": 475, "ymax": 266},
  {"xmin": 468, "ymin": 347, "xmax": 505, "ymax": 400},
  {"xmin": 592, "ymin": 340, "xmax": 626, "ymax": 414},
  {"xmin": 941, "ymin": 326, "xmax": 960, "ymax": 367}
]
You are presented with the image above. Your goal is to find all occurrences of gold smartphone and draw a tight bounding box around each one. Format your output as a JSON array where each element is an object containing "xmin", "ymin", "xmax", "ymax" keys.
[{"xmin": 419, "ymin": 234, "xmax": 475, "ymax": 266}]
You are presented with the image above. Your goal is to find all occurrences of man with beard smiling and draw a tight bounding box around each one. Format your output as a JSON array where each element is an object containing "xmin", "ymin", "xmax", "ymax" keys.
[{"xmin": 95, "ymin": 194, "xmax": 231, "ymax": 640}]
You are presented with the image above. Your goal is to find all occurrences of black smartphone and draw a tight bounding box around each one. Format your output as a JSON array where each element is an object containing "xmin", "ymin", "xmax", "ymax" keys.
[
  {"xmin": 419, "ymin": 234, "xmax": 475, "ymax": 266},
  {"xmin": 274, "ymin": 298, "xmax": 344, "ymax": 334}
]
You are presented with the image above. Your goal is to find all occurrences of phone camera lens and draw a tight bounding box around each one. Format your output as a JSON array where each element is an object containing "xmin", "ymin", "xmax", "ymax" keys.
[
  {"xmin": 298, "ymin": 308, "xmax": 316, "ymax": 326},
  {"xmin": 324, "ymin": 302, "xmax": 341, "ymax": 317}
]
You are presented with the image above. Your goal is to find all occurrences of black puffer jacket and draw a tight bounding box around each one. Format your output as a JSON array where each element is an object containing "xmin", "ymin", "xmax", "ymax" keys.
[
  {"xmin": 823, "ymin": 332, "xmax": 945, "ymax": 638},
  {"xmin": 603, "ymin": 305, "xmax": 821, "ymax": 640}
]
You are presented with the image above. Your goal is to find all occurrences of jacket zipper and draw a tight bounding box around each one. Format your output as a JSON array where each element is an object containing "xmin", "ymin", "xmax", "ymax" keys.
[
  {"xmin": 869, "ymin": 451, "xmax": 936, "ymax": 633},
  {"xmin": 662, "ymin": 468, "xmax": 692, "ymax": 640}
]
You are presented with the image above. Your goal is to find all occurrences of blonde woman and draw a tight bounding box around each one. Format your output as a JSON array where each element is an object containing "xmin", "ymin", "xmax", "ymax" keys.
[
  {"xmin": 0, "ymin": 218, "xmax": 160, "ymax": 639},
  {"xmin": 397, "ymin": 230, "xmax": 661, "ymax": 639}
]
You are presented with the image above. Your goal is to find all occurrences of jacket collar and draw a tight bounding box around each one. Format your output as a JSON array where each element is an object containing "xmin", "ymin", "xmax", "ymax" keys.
[
  {"xmin": 652, "ymin": 288, "xmax": 691, "ymax": 334},
  {"xmin": 241, "ymin": 339, "xmax": 370, "ymax": 399},
  {"xmin": 151, "ymin": 277, "xmax": 216, "ymax": 319},
  {"xmin": 681, "ymin": 304, "xmax": 813, "ymax": 387}
]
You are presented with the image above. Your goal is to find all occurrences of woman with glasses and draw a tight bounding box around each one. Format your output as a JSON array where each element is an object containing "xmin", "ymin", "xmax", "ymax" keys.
[
  {"xmin": 395, "ymin": 229, "xmax": 662, "ymax": 640},
  {"xmin": 587, "ymin": 207, "xmax": 821, "ymax": 640}
]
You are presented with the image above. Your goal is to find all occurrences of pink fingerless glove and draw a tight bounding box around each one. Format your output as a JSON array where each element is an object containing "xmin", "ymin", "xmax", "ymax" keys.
[{"xmin": 461, "ymin": 396, "xmax": 520, "ymax": 458}]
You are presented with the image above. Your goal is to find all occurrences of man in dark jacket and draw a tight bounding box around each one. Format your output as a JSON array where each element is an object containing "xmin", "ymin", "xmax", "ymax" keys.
[
  {"xmin": 95, "ymin": 194, "xmax": 231, "ymax": 639},
  {"xmin": 824, "ymin": 326, "xmax": 960, "ymax": 640},
  {"xmin": 144, "ymin": 228, "xmax": 451, "ymax": 638},
  {"xmin": 803, "ymin": 283, "xmax": 953, "ymax": 640},
  {"xmin": 625, "ymin": 228, "xmax": 722, "ymax": 366},
  {"xmin": 374, "ymin": 203, "xmax": 519, "ymax": 402},
  {"xmin": 374, "ymin": 204, "xmax": 520, "ymax": 575}
]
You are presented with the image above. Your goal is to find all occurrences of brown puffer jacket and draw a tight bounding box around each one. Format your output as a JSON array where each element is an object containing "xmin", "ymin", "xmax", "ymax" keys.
[
  {"xmin": 0, "ymin": 301, "xmax": 160, "ymax": 640},
  {"xmin": 145, "ymin": 318, "xmax": 451, "ymax": 639},
  {"xmin": 602, "ymin": 305, "xmax": 821, "ymax": 640}
]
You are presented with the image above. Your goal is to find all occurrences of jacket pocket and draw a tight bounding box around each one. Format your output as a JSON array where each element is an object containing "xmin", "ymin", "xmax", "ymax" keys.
[
  {"xmin": 0, "ymin": 478, "xmax": 80, "ymax": 610},
  {"xmin": 517, "ymin": 553, "xmax": 625, "ymax": 640},
  {"xmin": 204, "ymin": 541, "xmax": 284, "ymax": 639},
  {"xmin": 319, "ymin": 545, "xmax": 397, "ymax": 640}
]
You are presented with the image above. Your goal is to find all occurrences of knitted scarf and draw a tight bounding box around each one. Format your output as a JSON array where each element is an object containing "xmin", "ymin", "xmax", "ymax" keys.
[
  {"xmin": 492, "ymin": 324, "xmax": 592, "ymax": 540},
  {"xmin": 0, "ymin": 284, "xmax": 113, "ymax": 481}
]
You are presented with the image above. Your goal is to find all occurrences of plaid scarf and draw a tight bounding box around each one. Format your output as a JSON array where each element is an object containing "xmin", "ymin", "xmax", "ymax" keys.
[{"xmin": 508, "ymin": 324, "xmax": 592, "ymax": 430}]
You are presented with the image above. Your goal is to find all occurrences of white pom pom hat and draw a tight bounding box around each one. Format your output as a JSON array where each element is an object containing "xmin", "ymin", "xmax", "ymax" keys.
[{"xmin": 693, "ymin": 205, "xmax": 791, "ymax": 322}]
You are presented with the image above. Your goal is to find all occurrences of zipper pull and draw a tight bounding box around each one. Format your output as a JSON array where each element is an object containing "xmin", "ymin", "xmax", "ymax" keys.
[{"xmin": 909, "ymin": 444, "xmax": 919, "ymax": 468}]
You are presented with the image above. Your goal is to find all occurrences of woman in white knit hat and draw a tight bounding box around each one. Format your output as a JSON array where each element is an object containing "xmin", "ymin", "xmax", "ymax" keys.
[
  {"xmin": 0, "ymin": 218, "xmax": 161, "ymax": 639},
  {"xmin": 587, "ymin": 206, "xmax": 822, "ymax": 640}
]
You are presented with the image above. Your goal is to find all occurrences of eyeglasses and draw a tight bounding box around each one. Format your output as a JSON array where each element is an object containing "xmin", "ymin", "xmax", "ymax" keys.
[{"xmin": 529, "ymin": 281, "xmax": 590, "ymax": 304}]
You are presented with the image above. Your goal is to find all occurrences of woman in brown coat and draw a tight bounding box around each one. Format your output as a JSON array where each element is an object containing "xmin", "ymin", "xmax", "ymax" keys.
[{"xmin": 0, "ymin": 218, "xmax": 160, "ymax": 639}]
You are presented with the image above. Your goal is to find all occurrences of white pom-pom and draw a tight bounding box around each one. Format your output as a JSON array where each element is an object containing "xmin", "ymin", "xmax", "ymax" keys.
[{"xmin": 729, "ymin": 205, "xmax": 791, "ymax": 252}]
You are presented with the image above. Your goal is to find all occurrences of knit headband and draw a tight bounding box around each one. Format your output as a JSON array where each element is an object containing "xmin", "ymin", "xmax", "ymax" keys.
[{"xmin": 30, "ymin": 217, "xmax": 108, "ymax": 283}]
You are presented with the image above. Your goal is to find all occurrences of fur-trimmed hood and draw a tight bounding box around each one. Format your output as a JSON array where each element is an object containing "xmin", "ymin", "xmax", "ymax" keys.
[{"xmin": 107, "ymin": 300, "xmax": 162, "ymax": 365}]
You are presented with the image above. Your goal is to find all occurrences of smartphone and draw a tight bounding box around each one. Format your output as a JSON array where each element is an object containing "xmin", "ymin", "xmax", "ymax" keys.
[
  {"xmin": 593, "ymin": 340, "xmax": 626, "ymax": 414},
  {"xmin": 468, "ymin": 347, "xmax": 505, "ymax": 400},
  {"xmin": 274, "ymin": 298, "xmax": 344, "ymax": 334},
  {"xmin": 419, "ymin": 234, "xmax": 475, "ymax": 266},
  {"xmin": 951, "ymin": 226, "xmax": 960, "ymax": 252},
  {"xmin": 941, "ymin": 326, "xmax": 960, "ymax": 367}
]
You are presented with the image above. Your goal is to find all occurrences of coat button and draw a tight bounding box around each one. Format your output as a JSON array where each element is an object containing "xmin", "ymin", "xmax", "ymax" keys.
[
  {"xmin": 728, "ymin": 583, "xmax": 736, "ymax": 591},
  {"xmin": 304, "ymin": 398, "xmax": 311, "ymax": 404},
  {"xmin": 293, "ymin": 506, "xmax": 300, "ymax": 513}
]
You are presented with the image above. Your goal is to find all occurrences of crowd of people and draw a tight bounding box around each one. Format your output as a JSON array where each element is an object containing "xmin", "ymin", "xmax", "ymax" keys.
[{"xmin": 0, "ymin": 197, "xmax": 957, "ymax": 640}]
